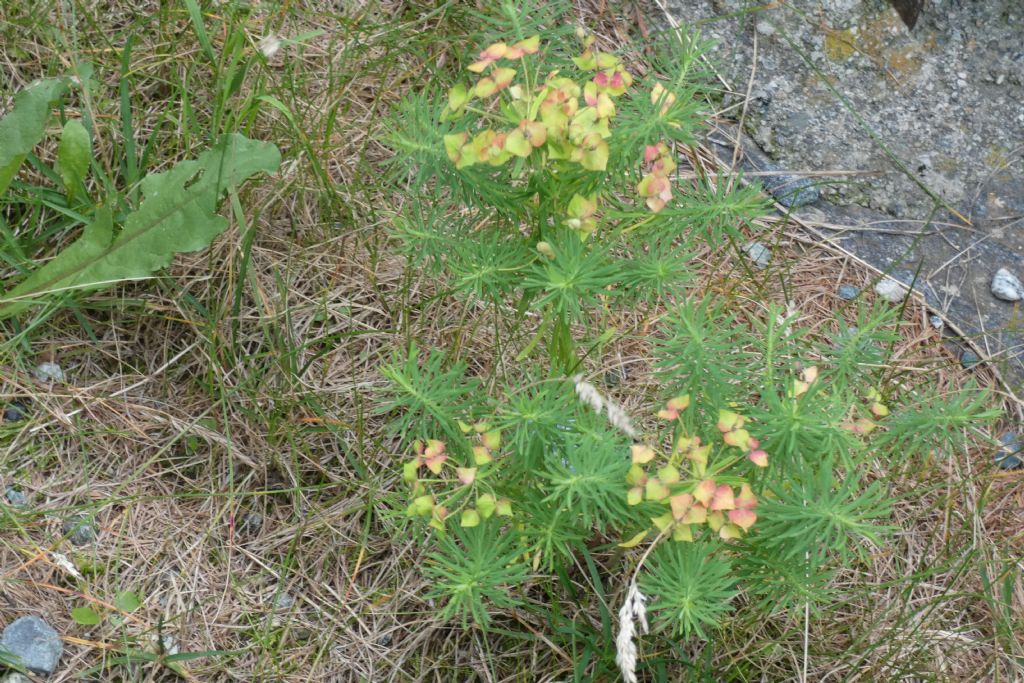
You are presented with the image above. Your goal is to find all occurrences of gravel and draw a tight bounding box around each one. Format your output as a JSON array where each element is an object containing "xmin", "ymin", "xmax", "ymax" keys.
[
  {"xmin": 33, "ymin": 362, "xmax": 64, "ymax": 384},
  {"xmin": 61, "ymin": 514, "xmax": 98, "ymax": 546},
  {"xmin": 991, "ymin": 268, "xmax": 1023, "ymax": 302},
  {"xmin": 1, "ymin": 616, "xmax": 63, "ymax": 676},
  {"xmin": 837, "ymin": 284, "xmax": 860, "ymax": 300},
  {"xmin": 237, "ymin": 511, "xmax": 264, "ymax": 536},
  {"xmin": 960, "ymin": 350, "xmax": 981, "ymax": 369},
  {"xmin": 5, "ymin": 486, "xmax": 28, "ymax": 507},
  {"xmin": 996, "ymin": 432, "xmax": 1022, "ymax": 470},
  {"xmin": 0, "ymin": 672, "xmax": 34, "ymax": 683},
  {"xmin": 874, "ymin": 278, "xmax": 908, "ymax": 303},
  {"xmin": 760, "ymin": 172, "xmax": 820, "ymax": 208},
  {"xmin": 742, "ymin": 241, "xmax": 772, "ymax": 269},
  {"xmin": 3, "ymin": 401, "xmax": 28, "ymax": 422}
]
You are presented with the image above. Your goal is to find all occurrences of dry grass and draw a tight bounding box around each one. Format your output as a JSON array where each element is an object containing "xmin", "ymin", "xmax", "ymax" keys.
[{"xmin": 1, "ymin": 1, "xmax": 1021, "ymax": 681}]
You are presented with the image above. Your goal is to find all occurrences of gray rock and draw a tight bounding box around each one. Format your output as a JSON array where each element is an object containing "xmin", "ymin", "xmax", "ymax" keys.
[
  {"xmin": 3, "ymin": 402, "xmax": 27, "ymax": 422},
  {"xmin": 144, "ymin": 633, "xmax": 179, "ymax": 656},
  {"xmin": 272, "ymin": 591, "xmax": 296, "ymax": 610},
  {"xmin": 742, "ymin": 241, "xmax": 772, "ymax": 269},
  {"xmin": 929, "ymin": 315, "xmax": 944, "ymax": 330},
  {"xmin": 62, "ymin": 514, "xmax": 97, "ymax": 546},
  {"xmin": 762, "ymin": 173, "xmax": 820, "ymax": 208},
  {"xmin": 960, "ymin": 350, "xmax": 981, "ymax": 369},
  {"xmin": 1, "ymin": 615, "xmax": 63, "ymax": 676},
  {"xmin": 991, "ymin": 268, "xmax": 1023, "ymax": 302},
  {"xmin": 874, "ymin": 278, "xmax": 908, "ymax": 303},
  {"xmin": 33, "ymin": 362, "xmax": 64, "ymax": 384},
  {"xmin": 602, "ymin": 367, "xmax": 628, "ymax": 388},
  {"xmin": 660, "ymin": 0, "xmax": 1024, "ymax": 386},
  {"xmin": 5, "ymin": 486, "xmax": 27, "ymax": 507},
  {"xmin": 996, "ymin": 431, "xmax": 1022, "ymax": 470},
  {"xmin": 837, "ymin": 284, "xmax": 860, "ymax": 300},
  {"xmin": 755, "ymin": 20, "xmax": 775, "ymax": 36},
  {"xmin": 238, "ymin": 511, "xmax": 263, "ymax": 536}
]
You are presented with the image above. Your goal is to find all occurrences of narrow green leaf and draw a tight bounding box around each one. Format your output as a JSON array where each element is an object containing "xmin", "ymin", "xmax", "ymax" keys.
[
  {"xmin": 0, "ymin": 78, "xmax": 69, "ymax": 196},
  {"xmin": 57, "ymin": 119, "xmax": 91, "ymax": 200},
  {"xmin": 183, "ymin": 0, "xmax": 216, "ymax": 62},
  {"xmin": 71, "ymin": 606, "xmax": 101, "ymax": 625},
  {"xmin": 113, "ymin": 590, "xmax": 142, "ymax": 613},
  {"xmin": 0, "ymin": 133, "xmax": 281, "ymax": 318}
]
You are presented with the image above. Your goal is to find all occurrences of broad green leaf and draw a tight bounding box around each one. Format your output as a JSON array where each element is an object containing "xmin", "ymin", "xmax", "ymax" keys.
[
  {"xmin": 71, "ymin": 606, "xmax": 101, "ymax": 625},
  {"xmin": 0, "ymin": 133, "xmax": 281, "ymax": 318},
  {"xmin": 114, "ymin": 590, "xmax": 142, "ymax": 613},
  {"xmin": 0, "ymin": 78, "xmax": 69, "ymax": 196},
  {"xmin": 57, "ymin": 119, "xmax": 91, "ymax": 200}
]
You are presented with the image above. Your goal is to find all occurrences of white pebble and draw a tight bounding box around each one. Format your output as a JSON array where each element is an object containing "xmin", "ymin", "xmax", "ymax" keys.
[
  {"xmin": 33, "ymin": 362, "xmax": 65, "ymax": 383},
  {"xmin": 755, "ymin": 21, "xmax": 775, "ymax": 36},
  {"xmin": 991, "ymin": 268, "xmax": 1023, "ymax": 302},
  {"xmin": 874, "ymin": 278, "xmax": 908, "ymax": 303}
]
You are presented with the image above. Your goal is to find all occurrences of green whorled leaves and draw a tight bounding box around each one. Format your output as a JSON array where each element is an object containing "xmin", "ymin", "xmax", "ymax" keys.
[
  {"xmin": 0, "ymin": 133, "xmax": 280, "ymax": 318},
  {"xmin": 424, "ymin": 521, "xmax": 529, "ymax": 630},
  {"xmin": 0, "ymin": 78, "xmax": 69, "ymax": 196},
  {"xmin": 58, "ymin": 118, "xmax": 91, "ymax": 201},
  {"xmin": 377, "ymin": 342, "xmax": 486, "ymax": 444},
  {"xmin": 639, "ymin": 540, "xmax": 738, "ymax": 640}
]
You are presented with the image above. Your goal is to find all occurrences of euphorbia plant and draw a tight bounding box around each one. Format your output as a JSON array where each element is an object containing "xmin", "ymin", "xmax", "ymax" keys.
[
  {"xmin": 387, "ymin": 25, "xmax": 741, "ymax": 370},
  {"xmin": 378, "ymin": 11, "xmax": 993, "ymax": 680}
]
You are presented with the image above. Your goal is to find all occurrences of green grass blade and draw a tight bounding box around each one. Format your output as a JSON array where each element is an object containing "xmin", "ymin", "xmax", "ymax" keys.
[{"xmin": 183, "ymin": 0, "xmax": 216, "ymax": 62}]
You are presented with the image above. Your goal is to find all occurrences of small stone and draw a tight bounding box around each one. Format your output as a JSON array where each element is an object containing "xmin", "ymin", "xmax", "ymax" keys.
[
  {"xmin": 1, "ymin": 672, "xmax": 34, "ymax": 683},
  {"xmin": 874, "ymin": 278, "xmax": 908, "ymax": 303},
  {"xmin": 1, "ymin": 616, "xmax": 63, "ymax": 676},
  {"xmin": 602, "ymin": 367, "xmax": 628, "ymax": 388},
  {"xmin": 991, "ymin": 268, "xmax": 1023, "ymax": 302},
  {"xmin": 5, "ymin": 486, "xmax": 28, "ymax": 507},
  {"xmin": 755, "ymin": 21, "xmax": 775, "ymax": 36},
  {"xmin": 62, "ymin": 514, "xmax": 97, "ymax": 546},
  {"xmin": 272, "ymin": 591, "xmax": 296, "ymax": 610},
  {"xmin": 33, "ymin": 362, "xmax": 65, "ymax": 384},
  {"xmin": 238, "ymin": 511, "xmax": 263, "ymax": 536},
  {"xmin": 960, "ymin": 350, "xmax": 981, "ymax": 369},
  {"xmin": 929, "ymin": 315, "xmax": 944, "ymax": 329},
  {"xmin": 145, "ymin": 633, "xmax": 179, "ymax": 656},
  {"xmin": 3, "ymin": 401, "xmax": 28, "ymax": 422},
  {"xmin": 742, "ymin": 241, "xmax": 772, "ymax": 269},
  {"xmin": 996, "ymin": 432, "xmax": 1022, "ymax": 470},
  {"xmin": 763, "ymin": 174, "xmax": 820, "ymax": 208},
  {"xmin": 837, "ymin": 284, "xmax": 860, "ymax": 300}
]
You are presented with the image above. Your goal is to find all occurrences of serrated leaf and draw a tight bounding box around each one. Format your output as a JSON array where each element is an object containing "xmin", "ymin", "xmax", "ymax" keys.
[
  {"xmin": 0, "ymin": 133, "xmax": 280, "ymax": 318},
  {"xmin": 58, "ymin": 119, "xmax": 91, "ymax": 201},
  {"xmin": 72, "ymin": 606, "xmax": 101, "ymax": 625},
  {"xmin": 0, "ymin": 78, "xmax": 69, "ymax": 196},
  {"xmin": 114, "ymin": 590, "xmax": 142, "ymax": 613}
]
